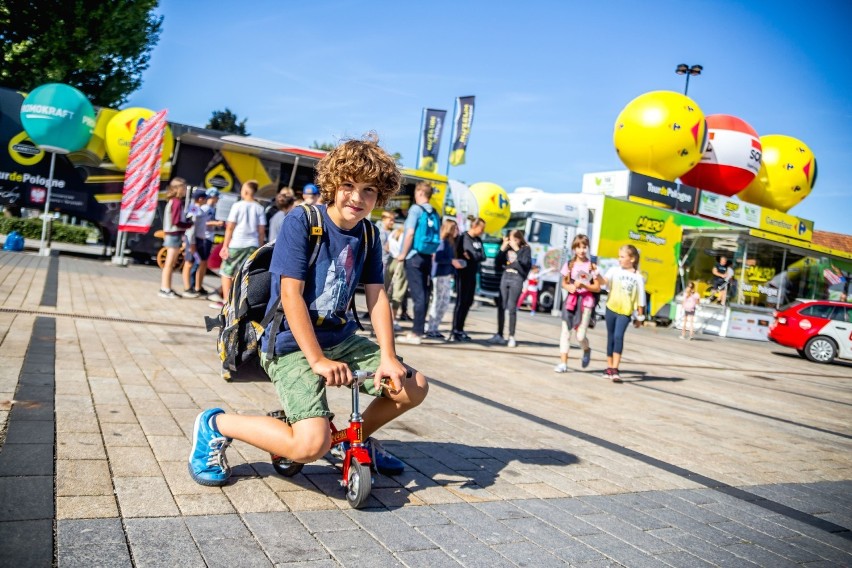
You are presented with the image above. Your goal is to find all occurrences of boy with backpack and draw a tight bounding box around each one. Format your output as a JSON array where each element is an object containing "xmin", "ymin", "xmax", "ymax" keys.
[
  {"xmin": 396, "ymin": 181, "xmax": 440, "ymax": 344},
  {"xmin": 189, "ymin": 136, "xmax": 429, "ymax": 486}
]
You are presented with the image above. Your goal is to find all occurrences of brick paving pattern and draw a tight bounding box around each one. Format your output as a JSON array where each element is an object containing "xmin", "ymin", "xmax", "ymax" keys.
[{"xmin": 0, "ymin": 250, "xmax": 850, "ymax": 567}]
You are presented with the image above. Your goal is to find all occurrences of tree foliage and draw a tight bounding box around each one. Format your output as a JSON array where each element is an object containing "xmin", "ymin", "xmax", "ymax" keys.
[
  {"xmin": 311, "ymin": 140, "xmax": 403, "ymax": 165},
  {"xmin": 207, "ymin": 108, "xmax": 250, "ymax": 135},
  {"xmin": 0, "ymin": 0, "xmax": 163, "ymax": 108}
]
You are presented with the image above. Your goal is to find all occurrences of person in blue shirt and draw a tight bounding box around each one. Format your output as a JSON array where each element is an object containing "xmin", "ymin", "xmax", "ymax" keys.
[{"xmin": 188, "ymin": 136, "xmax": 429, "ymax": 486}]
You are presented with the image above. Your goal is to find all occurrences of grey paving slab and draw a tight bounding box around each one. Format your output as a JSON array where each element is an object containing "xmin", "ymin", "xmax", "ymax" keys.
[
  {"xmin": 0, "ymin": 442, "xmax": 53, "ymax": 475},
  {"xmin": 58, "ymin": 543, "xmax": 133, "ymax": 568},
  {"xmin": 345, "ymin": 507, "xmax": 438, "ymax": 552},
  {"xmin": 124, "ymin": 517, "xmax": 206, "ymax": 568},
  {"xmin": 57, "ymin": 518, "xmax": 127, "ymax": 547},
  {"xmin": 433, "ymin": 502, "xmax": 526, "ymax": 545},
  {"xmin": 0, "ymin": 476, "xmax": 53, "ymax": 521},
  {"xmin": 0, "ymin": 519, "xmax": 53, "ymax": 568},
  {"xmin": 313, "ymin": 528, "xmax": 402, "ymax": 566},
  {"xmin": 243, "ymin": 512, "xmax": 332, "ymax": 564},
  {"xmin": 395, "ymin": 548, "xmax": 464, "ymax": 568},
  {"xmin": 416, "ymin": 523, "xmax": 516, "ymax": 567},
  {"xmin": 2, "ymin": 418, "xmax": 53, "ymax": 444}
]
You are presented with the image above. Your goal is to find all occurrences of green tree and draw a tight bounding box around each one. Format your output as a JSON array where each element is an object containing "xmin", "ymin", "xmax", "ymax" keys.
[
  {"xmin": 311, "ymin": 141, "xmax": 403, "ymax": 165},
  {"xmin": 310, "ymin": 141, "xmax": 335, "ymax": 152},
  {"xmin": 0, "ymin": 0, "xmax": 163, "ymax": 108},
  {"xmin": 207, "ymin": 108, "xmax": 250, "ymax": 135}
]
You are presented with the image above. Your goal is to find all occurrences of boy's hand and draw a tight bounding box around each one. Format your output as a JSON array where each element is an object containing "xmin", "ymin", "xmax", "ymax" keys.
[
  {"xmin": 375, "ymin": 358, "xmax": 407, "ymax": 395},
  {"xmin": 312, "ymin": 357, "xmax": 352, "ymax": 387},
  {"xmin": 219, "ymin": 248, "xmax": 229, "ymax": 260}
]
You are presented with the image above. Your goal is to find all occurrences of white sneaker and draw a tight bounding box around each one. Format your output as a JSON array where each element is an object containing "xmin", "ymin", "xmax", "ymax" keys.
[
  {"xmin": 554, "ymin": 363, "xmax": 568, "ymax": 373},
  {"xmin": 397, "ymin": 332, "xmax": 422, "ymax": 345},
  {"xmin": 507, "ymin": 337, "xmax": 517, "ymax": 348}
]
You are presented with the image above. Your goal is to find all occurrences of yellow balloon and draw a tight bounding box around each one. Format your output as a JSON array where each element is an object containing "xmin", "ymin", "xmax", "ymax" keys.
[
  {"xmin": 613, "ymin": 90, "xmax": 707, "ymax": 181},
  {"xmin": 105, "ymin": 107, "xmax": 175, "ymax": 170},
  {"xmin": 737, "ymin": 135, "xmax": 817, "ymax": 212},
  {"xmin": 469, "ymin": 182, "xmax": 510, "ymax": 234}
]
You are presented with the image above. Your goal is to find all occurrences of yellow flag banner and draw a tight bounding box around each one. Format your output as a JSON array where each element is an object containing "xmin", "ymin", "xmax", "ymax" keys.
[
  {"xmin": 417, "ymin": 108, "xmax": 447, "ymax": 173},
  {"xmin": 449, "ymin": 96, "xmax": 475, "ymax": 166}
]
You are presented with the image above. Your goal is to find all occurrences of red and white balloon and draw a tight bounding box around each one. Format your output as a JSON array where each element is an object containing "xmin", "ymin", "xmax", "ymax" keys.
[{"xmin": 680, "ymin": 114, "xmax": 761, "ymax": 196}]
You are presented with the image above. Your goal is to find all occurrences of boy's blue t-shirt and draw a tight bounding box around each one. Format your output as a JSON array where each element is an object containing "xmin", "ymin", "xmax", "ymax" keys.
[{"xmin": 261, "ymin": 205, "xmax": 383, "ymax": 355}]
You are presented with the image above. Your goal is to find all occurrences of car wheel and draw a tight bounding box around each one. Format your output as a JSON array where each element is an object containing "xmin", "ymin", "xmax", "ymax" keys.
[{"xmin": 804, "ymin": 336, "xmax": 837, "ymax": 364}]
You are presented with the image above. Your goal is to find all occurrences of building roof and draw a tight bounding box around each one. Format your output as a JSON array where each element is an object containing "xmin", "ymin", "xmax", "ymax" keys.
[{"xmin": 812, "ymin": 230, "xmax": 852, "ymax": 255}]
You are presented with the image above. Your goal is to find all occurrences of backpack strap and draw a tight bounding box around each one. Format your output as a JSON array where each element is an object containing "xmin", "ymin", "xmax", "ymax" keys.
[
  {"xmin": 349, "ymin": 219, "xmax": 377, "ymax": 332},
  {"xmin": 263, "ymin": 204, "xmax": 324, "ymax": 358},
  {"xmin": 301, "ymin": 203, "xmax": 323, "ymax": 268}
]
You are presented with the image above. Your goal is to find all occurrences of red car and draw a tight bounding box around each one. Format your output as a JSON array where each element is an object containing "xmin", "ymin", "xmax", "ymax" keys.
[{"xmin": 768, "ymin": 299, "xmax": 852, "ymax": 364}]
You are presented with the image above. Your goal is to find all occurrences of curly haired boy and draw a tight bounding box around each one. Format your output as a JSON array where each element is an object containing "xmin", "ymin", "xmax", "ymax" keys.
[{"xmin": 188, "ymin": 135, "xmax": 429, "ymax": 485}]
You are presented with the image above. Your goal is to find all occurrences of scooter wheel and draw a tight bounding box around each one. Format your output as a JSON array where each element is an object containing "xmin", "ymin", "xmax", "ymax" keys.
[
  {"xmin": 346, "ymin": 457, "xmax": 372, "ymax": 508},
  {"xmin": 271, "ymin": 456, "xmax": 304, "ymax": 477}
]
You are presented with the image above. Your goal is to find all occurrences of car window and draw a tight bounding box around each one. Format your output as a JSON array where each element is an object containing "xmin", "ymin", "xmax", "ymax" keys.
[
  {"xmin": 839, "ymin": 307, "xmax": 852, "ymax": 323},
  {"xmin": 800, "ymin": 304, "xmax": 836, "ymax": 319}
]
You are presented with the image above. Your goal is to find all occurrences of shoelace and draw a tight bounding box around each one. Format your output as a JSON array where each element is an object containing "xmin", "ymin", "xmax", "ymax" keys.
[{"xmin": 207, "ymin": 436, "xmax": 231, "ymax": 472}]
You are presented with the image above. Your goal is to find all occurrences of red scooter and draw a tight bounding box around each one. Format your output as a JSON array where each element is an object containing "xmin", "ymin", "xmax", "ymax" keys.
[{"xmin": 268, "ymin": 369, "xmax": 404, "ymax": 508}]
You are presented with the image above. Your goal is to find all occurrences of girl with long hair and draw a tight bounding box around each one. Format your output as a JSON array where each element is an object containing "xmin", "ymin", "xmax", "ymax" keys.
[{"xmin": 488, "ymin": 229, "xmax": 532, "ymax": 347}]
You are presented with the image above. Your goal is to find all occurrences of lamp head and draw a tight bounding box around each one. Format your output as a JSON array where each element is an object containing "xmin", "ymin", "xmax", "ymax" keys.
[{"xmin": 675, "ymin": 63, "xmax": 689, "ymax": 75}]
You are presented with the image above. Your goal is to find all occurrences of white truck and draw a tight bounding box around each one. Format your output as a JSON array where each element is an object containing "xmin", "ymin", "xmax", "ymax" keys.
[{"xmin": 505, "ymin": 188, "xmax": 596, "ymax": 312}]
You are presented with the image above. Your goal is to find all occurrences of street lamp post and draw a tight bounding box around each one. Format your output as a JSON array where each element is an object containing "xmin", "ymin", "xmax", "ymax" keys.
[{"xmin": 676, "ymin": 64, "xmax": 703, "ymax": 96}]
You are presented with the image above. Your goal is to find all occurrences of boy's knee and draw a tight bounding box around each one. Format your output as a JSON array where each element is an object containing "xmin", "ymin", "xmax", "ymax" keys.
[
  {"xmin": 290, "ymin": 422, "xmax": 332, "ymax": 462},
  {"xmin": 403, "ymin": 372, "xmax": 429, "ymax": 408}
]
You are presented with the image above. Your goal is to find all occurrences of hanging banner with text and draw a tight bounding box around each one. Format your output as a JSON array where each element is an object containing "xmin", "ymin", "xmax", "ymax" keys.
[
  {"xmin": 118, "ymin": 109, "xmax": 168, "ymax": 233},
  {"xmin": 627, "ymin": 172, "xmax": 698, "ymax": 214},
  {"xmin": 417, "ymin": 108, "xmax": 447, "ymax": 173},
  {"xmin": 448, "ymin": 96, "xmax": 475, "ymax": 166}
]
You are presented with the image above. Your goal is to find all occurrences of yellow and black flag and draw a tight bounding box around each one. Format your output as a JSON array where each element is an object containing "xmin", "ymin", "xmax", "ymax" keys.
[
  {"xmin": 417, "ymin": 108, "xmax": 447, "ymax": 173},
  {"xmin": 448, "ymin": 96, "xmax": 475, "ymax": 166}
]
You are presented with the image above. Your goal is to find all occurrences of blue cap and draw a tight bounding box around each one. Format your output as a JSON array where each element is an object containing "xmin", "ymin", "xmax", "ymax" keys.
[
  {"xmin": 192, "ymin": 189, "xmax": 207, "ymax": 200},
  {"xmin": 205, "ymin": 188, "xmax": 220, "ymax": 198},
  {"xmin": 303, "ymin": 183, "xmax": 319, "ymax": 195}
]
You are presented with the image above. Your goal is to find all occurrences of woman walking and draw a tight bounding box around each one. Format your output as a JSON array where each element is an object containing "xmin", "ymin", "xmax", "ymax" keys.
[{"xmin": 488, "ymin": 230, "xmax": 532, "ymax": 347}]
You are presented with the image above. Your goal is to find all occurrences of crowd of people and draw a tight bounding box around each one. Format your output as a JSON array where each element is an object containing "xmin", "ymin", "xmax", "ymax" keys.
[{"xmin": 160, "ymin": 172, "xmax": 649, "ymax": 388}]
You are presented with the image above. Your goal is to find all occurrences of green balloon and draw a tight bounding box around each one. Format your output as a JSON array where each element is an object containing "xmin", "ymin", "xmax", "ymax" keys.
[{"xmin": 20, "ymin": 83, "xmax": 96, "ymax": 154}]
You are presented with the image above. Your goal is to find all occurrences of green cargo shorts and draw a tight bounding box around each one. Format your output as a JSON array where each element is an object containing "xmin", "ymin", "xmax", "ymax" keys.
[
  {"xmin": 260, "ymin": 334, "xmax": 401, "ymax": 424},
  {"xmin": 221, "ymin": 246, "xmax": 257, "ymax": 277}
]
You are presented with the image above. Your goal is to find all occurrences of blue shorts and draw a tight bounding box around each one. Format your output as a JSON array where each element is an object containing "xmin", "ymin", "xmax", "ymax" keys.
[{"xmin": 163, "ymin": 234, "xmax": 182, "ymax": 248}]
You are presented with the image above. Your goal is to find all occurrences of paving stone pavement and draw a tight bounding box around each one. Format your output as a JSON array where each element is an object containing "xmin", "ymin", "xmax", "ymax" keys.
[{"xmin": 0, "ymin": 250, "xmax": 851, "ymax": 567}]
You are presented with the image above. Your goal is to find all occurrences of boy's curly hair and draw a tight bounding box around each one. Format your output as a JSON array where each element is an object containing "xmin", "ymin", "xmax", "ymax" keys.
[{"xmin": 315, "ymin": 133, "xmax": 401, "ymax": 207}]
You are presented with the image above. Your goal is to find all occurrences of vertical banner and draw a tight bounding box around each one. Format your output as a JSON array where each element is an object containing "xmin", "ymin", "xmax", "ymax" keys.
[
  {"xmin": 118, "ymin": 110, "xmax": 168, "ymax": 232},
  {"xmin": 417, "ymin": 108, "xmax": 447, "ymax": 172},
  {"xmin": 448, "ymin": 96, "xmax": 475, "ymax": 166}
]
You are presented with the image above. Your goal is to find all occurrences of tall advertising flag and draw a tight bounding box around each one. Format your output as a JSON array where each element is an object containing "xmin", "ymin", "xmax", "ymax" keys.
[
  {"xmin": 449, "ymin": 96, "xmax": 475, "ymax": 166},
  {"xmin": 417, "ymin": 108, "xmax": 447, "ymax": 173},
  {"xmin": 118, "ymin": 110, "xmax": 168, "ymax": 233}
]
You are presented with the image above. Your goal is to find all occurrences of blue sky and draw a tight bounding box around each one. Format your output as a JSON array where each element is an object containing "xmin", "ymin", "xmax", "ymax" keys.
[{"xmin": 129, "ymin": 0, "xmax": 851, "ymax": 234}]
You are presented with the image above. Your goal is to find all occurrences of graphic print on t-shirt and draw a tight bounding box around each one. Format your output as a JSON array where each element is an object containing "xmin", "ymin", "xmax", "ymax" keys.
[{"xmin": 312, "ymin": 243, "xmax": 357, "ymax": 325}]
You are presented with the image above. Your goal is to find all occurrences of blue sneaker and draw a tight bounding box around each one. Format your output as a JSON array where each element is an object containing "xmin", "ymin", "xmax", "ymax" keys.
[
  {"xmin": 330, "ymin": 437, "xmax": 405, "ymax": 476},
  {"xmin": 188, "ymin": 408, "xmax": 232, "ymax": 486},
  {"xmin": 581, "ymin": 349, "xmax": 592, "ymax": 368}
]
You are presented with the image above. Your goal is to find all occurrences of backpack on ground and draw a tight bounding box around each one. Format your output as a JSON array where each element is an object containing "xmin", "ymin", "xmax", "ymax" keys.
[
  {"xmin": 204, "ymin": 204, "xmax": 376, "ymax": 381},
  {"xmin": 411, "ymin": 204, "xmax": 440, "ymax": 254}
]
